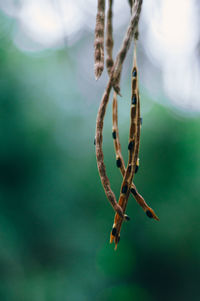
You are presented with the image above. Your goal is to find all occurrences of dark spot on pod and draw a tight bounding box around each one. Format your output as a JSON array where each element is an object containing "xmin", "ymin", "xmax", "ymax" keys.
[
  {"xmin": 146, "ymin": 210, "xmax": 153, "ymax": 219},
  {"xmin": 121, "ymin": 184, "xmax": 128, "ymax": 194},
  {"xmin": 128, "ymin": 140, "xmax": 135, "ymax": 150},
  {"xmin": 107, "ymin": 59, "xmax": 113, "ymax": 68},
  {"xmin": 125, "ymin": 214, "xmax": 130, "ymax": 221},
  {"xmin": 120, "ymin": 50, "xmax": 126, "ymax": 61},
  {"xmin": 112, "ymin": 131, "xmax": 116, "ymax": 139},
  {"xmin": 135, "ymin": 165, "xmax": 139, "ymax": 174},
  {"xmin": 94, "ymin": 138, "xmax": 96, "ymax": 145},
  {"xmin": 128, "ymin": 165, "xmax": 132, "ymax": 173},
  {"xmin": 116, "ymin": 158, "xmax": 122, "ymax": 168},
  {"xmin": 140, "ymin": 117, "xmax": 143, "ymax": 125},
  {"xmin": 114, "ymin": 85, "xmax": 121, "ymax": 96},
  {"xmin": 112, "ymin": 227, "xmax": 117, "ymax": 236},
  {"xmin": 135, "ymin": 31, "xmax": 139, "ymax": 40},
  {"xmin": 132, "ymin": 68, "xmax": 137, "ymax": 77},
  {"xmin": 132, "ymin": 95, "xmax": 137, "ymax": 105},
  {"xmin": 130, "ymin": 187, "xmax": 137, "ymax": 196}
]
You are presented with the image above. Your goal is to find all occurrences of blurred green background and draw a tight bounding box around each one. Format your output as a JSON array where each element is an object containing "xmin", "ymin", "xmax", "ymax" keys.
[{"xmin": 0, "ymin": 6, "xmax": 200, "ymax": 301}]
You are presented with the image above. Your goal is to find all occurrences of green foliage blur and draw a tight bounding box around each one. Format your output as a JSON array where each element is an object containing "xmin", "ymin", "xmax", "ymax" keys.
[{"xmin": 0, "ymin": 12, "xmax": 200, "ymax": 301}]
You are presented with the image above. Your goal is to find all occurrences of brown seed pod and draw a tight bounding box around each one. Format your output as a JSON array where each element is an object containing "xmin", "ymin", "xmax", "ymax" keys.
[
  {"xmin": 110, "ymin": 45, "xmax": 141, "ymax": 249},
  {"xmin": 95, "ymin": 78, "xmax": 124, "ymax": 218},
  {"xmin": 95, "ymin": 0, "xmax": 144, "ymax": 232},
  {"xmin": 111, "ymin": 92, "xmax": 159, "ymax": 221},
  {"xmin": 94, "ymin": 0, "xmax": 105, "ymax": 80},
  {"xmin": 106, "ymin": 0, "xmax": 114, "ymax": 76}
]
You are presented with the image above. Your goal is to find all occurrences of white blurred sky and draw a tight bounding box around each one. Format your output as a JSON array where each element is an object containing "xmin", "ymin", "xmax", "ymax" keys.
[{"xmin": 0, "ymin": 0, "xmax": 200, "ymax": 112}]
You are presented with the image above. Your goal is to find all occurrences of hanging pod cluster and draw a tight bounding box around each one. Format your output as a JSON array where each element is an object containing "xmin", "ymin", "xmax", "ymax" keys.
[{"xmin": 94, "ymin": 0, "xmax": 159, "ymax": 250}]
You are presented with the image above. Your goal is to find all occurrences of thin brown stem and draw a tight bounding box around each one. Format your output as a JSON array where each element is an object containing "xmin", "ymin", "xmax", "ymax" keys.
[{"xmin": 111, "ymin": 0, "xmax": 143, "ymax": 94}]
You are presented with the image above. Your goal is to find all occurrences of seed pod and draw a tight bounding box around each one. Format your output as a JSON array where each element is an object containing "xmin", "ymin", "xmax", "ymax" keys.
[
  {"xmin": 111, "ymin": 43, "xmax": 141, "ymax": 249},
  {"xmin": 94, "ymin": 0, "xmax": 105, "ymax": 80},
  {"xmin": 106, "ymin": 0, "xmax": 114, "ymax": 75},
  {"xmin": 95, "ymin": 78, "xmax": 124, "ymax": 219}
]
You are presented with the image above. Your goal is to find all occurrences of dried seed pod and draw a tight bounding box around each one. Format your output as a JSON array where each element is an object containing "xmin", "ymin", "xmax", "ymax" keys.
[
  {"xmin": 110, "ymin": 45, "xmax": 141, "ymax": 249},
  {"xmin": 95, "ymin": 0, "xmax": 151, "ymax": 242},
  {"xmin": 106, "ymin": 0, "xmax": 114, "ymax": 75},
  {"xmin": 112, "ymin": 92, "xmax": 159, "ymax": 215},
  {"xmin": 95, "ymin": 78, "xmax": 124, "ymax": 218},
  {"xmin": 94, "ymin": 0, "xmax": 105, "ymax": 80}
]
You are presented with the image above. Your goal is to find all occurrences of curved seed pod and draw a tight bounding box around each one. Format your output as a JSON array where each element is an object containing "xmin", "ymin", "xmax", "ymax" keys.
[
  {"xmin": 95, "ymin": 78, "xmax": 125, "ymax": 218},
  {"xmin": 111, "ymin": 91, "xmax": 159, "ymax": 221},
  {"xmin": 106, "ymin": 0, "xmax": 114, "ymax": 75},
  {"xmin": 111, "ymin": 0, "xmax": 143, "ymax": 94},
  {"xmin": 110, "ymin": 46, "xmax": 141, "ymax": 249},
  {"xmin": 94, "ymin": 0, "xmax": 105, "ymax": 80}
]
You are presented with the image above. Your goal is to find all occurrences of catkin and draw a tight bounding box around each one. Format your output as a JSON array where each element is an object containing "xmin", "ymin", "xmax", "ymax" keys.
[{"xmin": 94, "ymin": 0, "xmax": 105, "ymax": 80}]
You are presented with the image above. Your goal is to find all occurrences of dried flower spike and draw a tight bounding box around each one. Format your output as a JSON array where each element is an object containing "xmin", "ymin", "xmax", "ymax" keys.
[{"xmin": 94, "ymin": 0, "xmax": 105, "ymax": 80}]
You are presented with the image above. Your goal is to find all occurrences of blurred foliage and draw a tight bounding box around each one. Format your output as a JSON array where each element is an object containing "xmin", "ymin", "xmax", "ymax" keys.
[{"xmin": 0, "ymin": 12, "xmax": 200, "ymax": 301}]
